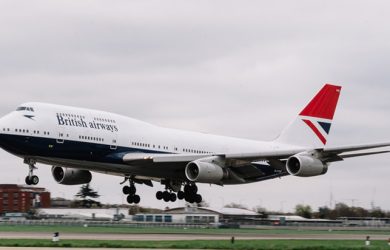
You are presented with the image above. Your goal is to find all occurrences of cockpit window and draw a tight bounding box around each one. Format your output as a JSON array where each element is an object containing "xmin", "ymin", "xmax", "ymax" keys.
[{"xmin": 16, "ymin": 106, "xmax": 34, "ymax": 112}]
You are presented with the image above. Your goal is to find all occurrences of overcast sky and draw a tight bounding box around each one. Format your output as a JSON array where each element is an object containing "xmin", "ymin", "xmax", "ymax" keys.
[{"xmin": 0, "ymin": 0, "xmax": 390, "ymax": 212}]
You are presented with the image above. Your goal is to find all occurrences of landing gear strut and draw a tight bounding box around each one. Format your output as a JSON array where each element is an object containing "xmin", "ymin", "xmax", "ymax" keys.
[
  {"xmin": 24, "ymin": 158, "xmax": 39, "ymax": 185},
  {"xmin": 122, "ymin": 178, "xmax": 140, "ymax": 204}
]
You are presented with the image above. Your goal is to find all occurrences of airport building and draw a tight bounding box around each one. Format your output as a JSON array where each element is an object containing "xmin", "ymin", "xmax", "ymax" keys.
[
  {"xmin": 132, "ymin": 207, "xmax": 261, "ymax": 225},
  {"xmin": 0, "ymin": 184, "xmax": 50, "ymax": 214}
]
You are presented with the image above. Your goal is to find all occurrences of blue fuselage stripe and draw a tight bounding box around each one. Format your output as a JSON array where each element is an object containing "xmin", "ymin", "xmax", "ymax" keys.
[{"xmin": 0, "ymin": 134, "xmax": 162, "ymax": 164}]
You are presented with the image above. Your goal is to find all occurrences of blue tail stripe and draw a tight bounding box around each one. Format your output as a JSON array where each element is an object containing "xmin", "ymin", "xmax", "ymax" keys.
[{"xmin": 318, "ymin": 122, "xmax": 331, "ymax": 134}]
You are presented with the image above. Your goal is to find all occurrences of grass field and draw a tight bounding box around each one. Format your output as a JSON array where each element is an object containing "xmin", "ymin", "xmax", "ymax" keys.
[
  {"xmin": 1, "ymin": 225, "xmax": 390, "ymax": 249},
  {"xmin": 0, "ymin": 238, "xmax": 389, "ymax": 249},
  {"xmin": 1, "ymin": 224, "xmax": 390, "ymax": 235}
]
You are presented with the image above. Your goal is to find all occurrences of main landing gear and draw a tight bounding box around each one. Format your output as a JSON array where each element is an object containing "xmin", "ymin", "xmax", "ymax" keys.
[
  {"xmin": 122, "ymin": 179, "xmax": 140, "ymax": 204},
  {"xmin": 180, "ymin": 184, "xmax": 202, "ymax": 203},
  {"xmin": 156, "ymin": 190, "xmax": 177, "ymax": 202},
  {"xmin": 24, "ymin": 158, "xmax": 39, "ymax": 185},
  {"xmin": 156, "ymin": 183, "xmax": 202, "ymax": 204}
]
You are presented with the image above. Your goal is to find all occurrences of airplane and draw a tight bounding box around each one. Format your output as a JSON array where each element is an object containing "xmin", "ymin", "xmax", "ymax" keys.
[{"xmin": 0, "ymin": 84, "xmax": 389, "ymax": 205}]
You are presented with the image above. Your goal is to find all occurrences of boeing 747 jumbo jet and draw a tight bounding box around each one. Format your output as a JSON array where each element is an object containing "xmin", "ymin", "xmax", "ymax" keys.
[{"xmin": 0, "ymin": 84, "xmax": 389, "ymax": 204}]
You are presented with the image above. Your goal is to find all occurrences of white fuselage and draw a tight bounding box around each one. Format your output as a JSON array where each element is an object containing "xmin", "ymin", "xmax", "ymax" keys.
[{"xmin": 0, "ymin": 102, "xmax": 295, "ymax": 181}]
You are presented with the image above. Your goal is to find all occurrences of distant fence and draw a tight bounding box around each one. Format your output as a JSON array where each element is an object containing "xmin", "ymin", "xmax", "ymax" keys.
[{"xmin": 0, "ymin": 219, "xmax": 209, "ymax": 228}]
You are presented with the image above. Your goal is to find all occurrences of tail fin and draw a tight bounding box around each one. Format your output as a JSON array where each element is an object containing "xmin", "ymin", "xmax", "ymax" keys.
[{"xmin": 275, "ymin": 84, "xmax": 342, "ymax": 148}]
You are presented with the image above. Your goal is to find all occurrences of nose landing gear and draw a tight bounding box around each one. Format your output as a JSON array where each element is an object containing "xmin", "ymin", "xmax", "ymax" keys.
[{"xmin": 24, "ymin": 158, "xmax": 39, "ymax": 185}]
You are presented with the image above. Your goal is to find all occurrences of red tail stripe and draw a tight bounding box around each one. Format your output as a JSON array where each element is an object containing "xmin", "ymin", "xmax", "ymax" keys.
[
  {"xmin": 300, "ymin": 84, "xmax": 341, "ymax": 120},
  {"xmin": 302, "ymin": 119, "xmax": 327, "ymax": 145}
]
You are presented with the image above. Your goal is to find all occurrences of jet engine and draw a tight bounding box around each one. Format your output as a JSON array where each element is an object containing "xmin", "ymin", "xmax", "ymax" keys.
[
  {"xmin": 185, "ymin": 157, "xmax": 227, "ymax": 184},
  {"xmin": 286, "ymin": 153, "xmax": 328, "ymax": 177},
  {"xmin": 51, "ymin": 166, "xmax": 92, "ymax": 185}
]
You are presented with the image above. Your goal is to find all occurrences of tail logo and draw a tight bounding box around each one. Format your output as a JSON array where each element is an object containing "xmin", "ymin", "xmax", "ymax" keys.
[
  {"xmin": 301, "ymin": 117, "xmax": 331, "ymax": 145},
  {"xmin": 299, "ymin": 84, "xmax": 341, "ymax": 146}
]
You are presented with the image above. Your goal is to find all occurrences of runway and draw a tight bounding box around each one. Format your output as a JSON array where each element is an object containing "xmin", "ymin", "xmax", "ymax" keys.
[{"xmin": 0, "ymin": 231, "xmax": 389, "ymax": 240}]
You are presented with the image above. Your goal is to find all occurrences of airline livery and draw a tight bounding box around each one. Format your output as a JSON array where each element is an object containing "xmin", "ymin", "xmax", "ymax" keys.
[{"xmin": 0, "ymin": 84, "xmax": 389, "ymax": 204}]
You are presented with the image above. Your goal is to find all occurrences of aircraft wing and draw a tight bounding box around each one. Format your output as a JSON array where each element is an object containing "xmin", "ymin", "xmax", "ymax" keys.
[{"xmin": 121, "ymin": 142, "xmax": 390, "ymax": 184}]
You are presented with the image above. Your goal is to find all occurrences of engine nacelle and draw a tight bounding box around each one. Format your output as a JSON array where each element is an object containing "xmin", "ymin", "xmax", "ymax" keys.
[
  {"xmin": 51, "ymin": 166, "xmax": 92, "ymax": 185},
  {"xmin": 185, "ymin": 158, "xmax": 227, "ymax": 184},
  {"xmin": 286, "ymin": 153, "xmax": 328, "ymax": 177}
]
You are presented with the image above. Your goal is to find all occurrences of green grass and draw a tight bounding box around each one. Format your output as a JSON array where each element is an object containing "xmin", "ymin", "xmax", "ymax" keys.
[
  {"xmin": 0, "ymin": 239, "xmax": 388, "ymax": 249},
  {"xmin": 1, "ymin": 224, "xmax": 390, "ymax": 236}
]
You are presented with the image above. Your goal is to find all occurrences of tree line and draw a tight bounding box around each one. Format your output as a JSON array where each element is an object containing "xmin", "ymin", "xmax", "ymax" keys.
[{"xmin": 294, "ymin": 203, "xmax": 390, "ymax": 219}]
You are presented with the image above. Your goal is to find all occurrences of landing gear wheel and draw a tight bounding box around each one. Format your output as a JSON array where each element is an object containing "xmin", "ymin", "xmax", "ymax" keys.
[
  {"xmin": 129, "ymin": 185, "xmax": 136, "ymax": 195},
  {"xmin": 163, "ymin": 191, "xmax": 170, "ymax": 202},
  {"xmin": 133, "ymin": 195, "xmax": 141, "ymax": 204},
  {"xmin": 156, "ymin": 191, "xmax": 163, "ymax": 200},
  {"xmin": 170, "ymin": 193, "xmax": 177, "ymax": 202},
  {"xmin": 190, "ymin": 185, "xmax": 198, "ymax": 194},
  {"xmin": 185, "ymin": 195, "xmax": 195, "ymax": 203},
  {"xmin": 25, "ymin": 176, "xmax": 32, "ymax": 185},
  {"xmin": 127, "ymin": 195, "xmax": 134, "ymax": 204},
  {"xmin": 195, "ymin": 194, "xmax": 202, "ymax": 203},
  {"xmin": 25, "ymin": 175, "xmax": 39, "ymax": 185},
  {"xmin": 31, "ymin": 175, "xmax": 39, "ymax": 185},
  {"xmin": 123, "ymin": 186, "xmax": 130, "ymax": 195},
  {"xmin": 184, "ymin": 185, "xmax": 191, "ymax": 194},
  {"xmin": 177, "ymin": 191, "xmax": 185, "ymax": 200}
]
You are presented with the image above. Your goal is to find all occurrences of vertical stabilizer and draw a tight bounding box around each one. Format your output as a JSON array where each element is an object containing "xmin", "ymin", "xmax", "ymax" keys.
[{"xmin": 275, "ymin": 84, "xmax": 342, "ymax": 148}]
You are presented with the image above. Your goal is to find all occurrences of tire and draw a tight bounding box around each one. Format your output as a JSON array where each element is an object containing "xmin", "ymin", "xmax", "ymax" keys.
[
  {"xmin": 190, "ymin": 185, "xmax": 198, "ymax": 194},
  {"xmin": 177, "ymin": 191, "xmax": 185, "ymax": 200},
  {"xmin": 184, "ymin": 185, "xmax": 191, "ymax": 194},
  {"xmin": 122, "ymin": 186, "xmax": 130, "ymax": 195},
  {"xmin": 25, "ymin": 176, "xmax": 32, "ymax": 185},
  {"xmin": 195, "ymin": 194, "xmax": 202, "ymax": 203},
  {"xmin": 127, "ymin": 195, "xmax": 134, "ymax": 204},
  {"xmin": 133, "ymin": 195, "xmax": 141, "ymax": 204},
  {"xmin": 185, "ymin": 194, "xmax": 195, "ymax": 203},
  {"xmin": 31, "ymin": 175, "xmax": 39, "ymax": 185},
  {"xmin": 156, "ymin": 191, "xmax": 163, "ymax": 200},
  {"xmin": 129, "ymin": 186, "xmax": 136, "ymax": 195},
  {"xmin": 163, "ymin": 191, "xmax": 170, "ymax": 202},
  {"xmin": 170, "ymin": 193, "xmax": 177, "ymax": 202}
]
